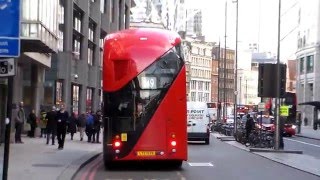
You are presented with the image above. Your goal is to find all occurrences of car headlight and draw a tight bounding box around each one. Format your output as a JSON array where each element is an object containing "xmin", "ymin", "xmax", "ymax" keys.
[{"xmin": 292, "ymin": 125, "xmax": 296, "ymax": 129}]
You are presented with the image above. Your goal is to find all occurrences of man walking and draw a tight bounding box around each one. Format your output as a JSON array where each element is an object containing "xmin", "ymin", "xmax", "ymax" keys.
[
  {"xmin": 86, "ymin": 112, "xmax": 94, "ymax": 143},
  {"xmin": 15, "ymin": 102, "xmax": 26, "ymax": 144},
  {"xmin": 94, "ymin": 110, "xmax": 102, "ymax": 143},
  {"xmin": 245, "ymin": 114, "xmax": 254, "ymax": 141},
  {"xmin": 56, "ymin": 104, "xmax": 69, "ymax": 149},
  {"xmin": 46, "ymin": 106, "xmax": 57, "ymax": 145},
  {"xmin": 78, "ymin": 112, "xmax": 86, "ymax": 141}
]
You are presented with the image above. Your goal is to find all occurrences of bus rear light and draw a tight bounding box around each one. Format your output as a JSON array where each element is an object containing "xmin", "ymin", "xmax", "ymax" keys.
[
  {"xmin": 115, "ymin": 135, "xmax": 120, "ymax": 139},
  {"xmin": 171, "ymin": 140, "xmax": 177, "ymax": 147},
  {"xmin": 171, "ymin": 134, "xmax": 176, "ymax": 138},
  {"xmin": 172, "ymin": 149, "xmax": 176, "ymax": 153},
  {"xmin": 114, "ymin": 140, "xmax": 121, "ymax": 148},
  {"xmin": 115, "ymin": 149, "xmax": 120, "ymax": 154},
  {"xmin": 160, "ymin": 151, "xmax": 165, "ymax": 155}
]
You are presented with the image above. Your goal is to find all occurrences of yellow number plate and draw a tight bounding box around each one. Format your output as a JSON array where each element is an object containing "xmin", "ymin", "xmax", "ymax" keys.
[{"xmin": 136, "ymin": 151, "xmax": 156, "ymax": 156}]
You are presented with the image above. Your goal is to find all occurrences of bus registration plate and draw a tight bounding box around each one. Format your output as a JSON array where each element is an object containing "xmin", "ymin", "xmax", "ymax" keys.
[{"xmin": 136, "ymin": 151, "xmax": 156, "ymax": 156}]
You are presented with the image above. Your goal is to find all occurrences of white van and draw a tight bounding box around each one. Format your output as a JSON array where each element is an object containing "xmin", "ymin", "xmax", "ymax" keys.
[{"xmin": 187, "ymin": 102, "xmax": 211, "ymax": 144}]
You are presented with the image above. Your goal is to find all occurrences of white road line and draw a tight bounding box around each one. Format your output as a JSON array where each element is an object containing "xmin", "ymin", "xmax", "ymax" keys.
[
  {"xmin": 176, "ymin": 171, "xmax": 187, "ymax": 180},
  {"xmin": 284, "ymin": 138, "xmax": 320, "ymax": 148}
]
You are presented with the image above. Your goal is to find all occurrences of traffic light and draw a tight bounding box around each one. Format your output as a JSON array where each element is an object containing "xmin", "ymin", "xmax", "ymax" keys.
[
  {"xmin": 258, "ymin": 63, "xmax": 286, "ymax": 98},
  {"xmin": 279, "ymin": 64, "xmax": 287, "ymax": 98}
]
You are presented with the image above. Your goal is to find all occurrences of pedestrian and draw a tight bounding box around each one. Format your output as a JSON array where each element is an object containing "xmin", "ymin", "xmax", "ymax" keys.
[
  {"xmin": 91, "ymin": 111, "xmax": 97, "ymax": 143},
  {"xmin": 304, "ymin": 117, "xmax": 308, "ymax": 126},
  {"xmin": 245, "ymin": 114, "xmax": 254, "ymax": 141},
  {"xmin": 85, "ymin": 112, "xmax": 94, "ymax": 143},
  {"xmin": 56, "ymin": 104, "xmax": 69, "ymax": 150},
  {"xmin": 39, "ymin": 109, "xmax": 47, "ymax": 138},
  {"xmin": 46, "ymin": 106, "xmax": 57, "ymax": 145},
  {"xmin": 67, "ymin": 112, "xmax": 78, "ymax": 140},
  {"xmin": 27, "ymin": 109, "xmax": 37, "ymax": 138},
  {"xmin": 14, "ymin": 102, "xmax": 26, "ymax": 144},
  {"xmin": 77, "ymin": 112, "xmax": 86, "ymax": 141},
  {"xmin": 93, "ymin": 110, "xmax": 103, "ymax": 143},
  {"xmin": 279, "ymin": 116, "xmax": 285, "ymax": 149}
]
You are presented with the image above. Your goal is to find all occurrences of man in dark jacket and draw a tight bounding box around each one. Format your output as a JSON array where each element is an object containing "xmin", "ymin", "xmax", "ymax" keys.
[
  {"xmin": 15, "ymin": 102, "xmax": 26, "ymax": 144},
  {"xmin": 93, "ymin": 110, "xmax": 103, "ymax": 143},
  {"xmin": 86, "ymin": 112, "xmax": 94, "ymax": 143},
  {"xmin": 78, "ymin": 112, "xmax": 86, "ymax": 141},
  {"xmin": 46, "ymin": 106, "xmax": 57, "ymax": 145},
  {"xmin": 56, "ymin": 104, "xmax": 69, "ymax": 149},
  {"xmin": 245, "ymin": 114, "xmax": 255, "ymax": 140}
]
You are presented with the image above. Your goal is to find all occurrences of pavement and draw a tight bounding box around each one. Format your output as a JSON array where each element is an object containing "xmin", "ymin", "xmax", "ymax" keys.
[
  {"xmin": 212, "ymin": 132, "xmax": 320, "ymax": 177},
  {"xmin": 0, "ymin": 133, "xmax": 102, "ymax": 180},
  {"xmin": 296, "ymin": 125, "xmax": 320, "ymax": 140}
]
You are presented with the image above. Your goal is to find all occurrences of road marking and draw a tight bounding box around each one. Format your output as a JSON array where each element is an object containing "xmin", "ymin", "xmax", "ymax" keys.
[
  {"xmin": 176, "ymin": 171, "xmax": 187, "ymax": 180},
  {"xmin": 188, "ymin": 162, "xmax": 214, "ymax": 167},
  {"xmin": 285, "ymin": 138, "xmax": 320, "ymax": 148}
]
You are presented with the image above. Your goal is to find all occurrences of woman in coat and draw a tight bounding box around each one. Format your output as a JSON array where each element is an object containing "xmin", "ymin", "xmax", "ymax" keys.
[
  {"xmin": 27, "ymin": 109, "xmax": 37, "ymax": 138},
  {"xmin": 67, "ymin": 112, "xmax": 77, "ymax": 140},
  {"xmin": 39, "ymin": 109, "xmax": 47, "ymax": 138}
]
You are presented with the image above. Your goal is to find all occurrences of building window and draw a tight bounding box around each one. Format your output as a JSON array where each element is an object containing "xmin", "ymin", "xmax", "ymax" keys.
[
  {"xmin": 72, "ymin": 84, "xmax": 80, "ymax": 114},
  {"xmin": 198, "ymin": 81, "xmax": 203, "ymax": 90},
  {"xmin": 191, "ymin": 80, "xmax": 196, "ymax": 90},
  {"xmin": 191, "ymin": 92, "xmax": 196, "ymax": 101},
  {"xmin": 306, "ymin": 55, "xmax": 314, "ymax": 73},
  {"xmin": 88, "ymin": 47, "xmax": 94, "ymax": 65},
  {"xmin": 100, "ymin": 0, "xmax": 105, "ymax": 13},
  {"xmin": 204, "ymin": 93, "xmax": 209, "ymax": 102},
  {"xmin": 110, "ymin": 0, "xmax": 114, "ymax": 22},
  {"xmin": 100, "ymin": 50, "xmax": 103, "ymax": 67},
  {"xmin": 73, "ymin": 36, "xmax": 81, "ymax": 59},
  {"xmin": 56, "ymin": 80, "xmax": 63, "ymax": 104},
  {"xmin": 86, "ymin": 88, "xmax": 93, "ymax": 112},
  {"xmin": 205, "ymin": 82, "xmax": 210, "ymax": 91},
  {"xmin": 300, "ymin": 57, "xmax": 304, "ymax": 73},
  {"xmin": 22, "ymin": 0, "xmax": 38, "ymax": 21},
  {"xmin": 88, "ymin": 22, "xmax": 95, "ymax": 42},
  {"xmin": 73, "ymin": 11, "xmax": 82, "ymax": 33},
  {"xmin": 198, "ymin": 92, "xmax": 203, "ymax": 101},
  {"xmin": 100, "ymin": 38, "xmax": 104, "ymax": 49}
]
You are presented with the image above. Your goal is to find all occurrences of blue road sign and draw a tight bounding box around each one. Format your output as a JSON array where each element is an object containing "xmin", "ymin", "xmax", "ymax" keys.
[{"xmin": 0, "ymin": 0, "xmax": 20, "ymax": 57}]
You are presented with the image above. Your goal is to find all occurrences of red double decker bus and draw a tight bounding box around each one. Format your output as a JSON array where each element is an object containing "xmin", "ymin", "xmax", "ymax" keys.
[{"xmin": 102, "ymin": 28, "xmax": 187, "ymax": 168}]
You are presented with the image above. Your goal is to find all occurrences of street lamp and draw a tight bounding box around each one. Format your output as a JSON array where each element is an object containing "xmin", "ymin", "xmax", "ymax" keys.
[
  {"xmin": 233, "ymin": 0, "xmax": 239, "ymax": 134},
  {"xmin": 223, "ymin": 1, "xmax": 227, "ymax": 122},
  {"xmin": 275, "ymin": 0, "xmax": 282, "ymax": 150}
]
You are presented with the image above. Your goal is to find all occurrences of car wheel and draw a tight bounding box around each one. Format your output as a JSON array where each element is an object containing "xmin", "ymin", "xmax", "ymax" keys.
[{"xmin": 205, "ymin": 138, "xmax": 210, "ymax": 145}]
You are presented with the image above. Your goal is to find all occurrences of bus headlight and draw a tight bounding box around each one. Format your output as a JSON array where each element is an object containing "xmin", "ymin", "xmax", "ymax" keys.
[{"xmin": 292, "ymin": 125, "xmax": 296, "ymax": 129}]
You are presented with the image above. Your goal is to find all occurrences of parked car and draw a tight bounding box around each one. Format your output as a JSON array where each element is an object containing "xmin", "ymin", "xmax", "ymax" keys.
[{"xmin": 256, "ymin": 115, "xmax": 296, "ymax": 137}]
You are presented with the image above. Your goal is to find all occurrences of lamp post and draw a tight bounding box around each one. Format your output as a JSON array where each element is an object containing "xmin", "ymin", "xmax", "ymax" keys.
[
  {"xmin": 233, "ymin": 0, "xmax": 239, "ymax": 134},
  {"xmin": 217, "ymin": 42, "xmax": 221, "ymax": 122},
  {"xmin": 275, "ymin": 0, "xmax": 282, "ymax": 150},
  {"xmin": 223, "ymin": 1, "xmax": 227, "ymax": 121}
]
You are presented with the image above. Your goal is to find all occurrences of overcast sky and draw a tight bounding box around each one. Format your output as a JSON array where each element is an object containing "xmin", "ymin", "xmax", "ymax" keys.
[{"xmin": 185, "ymin": 0, "xmax": 299, "ymax": 60}]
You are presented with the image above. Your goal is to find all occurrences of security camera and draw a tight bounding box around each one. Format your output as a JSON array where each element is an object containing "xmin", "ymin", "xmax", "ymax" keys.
[{"xmin": 74, "ymin": 74, "xmax": 78, "ymax": 79}]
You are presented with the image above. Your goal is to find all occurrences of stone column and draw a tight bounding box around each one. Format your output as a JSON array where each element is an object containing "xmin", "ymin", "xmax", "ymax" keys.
[{"xmin": 31, "ymin": 64, "xmax": 44, "ymax": 115}]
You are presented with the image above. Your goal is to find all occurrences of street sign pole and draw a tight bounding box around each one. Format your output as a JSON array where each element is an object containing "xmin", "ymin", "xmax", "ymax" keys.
[
  {"xmin": 2, "ymin": 75, "xmax": 13, "ymax": 180},
  {"xmin": 0, "ymin": 1, "xmax": 21, "ymax": 180}
]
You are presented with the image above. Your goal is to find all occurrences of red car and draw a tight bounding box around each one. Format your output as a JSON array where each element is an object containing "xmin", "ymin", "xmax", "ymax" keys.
[{"xmin": 256, "ymin": 115, "xmax": 296, "ymax": 137}]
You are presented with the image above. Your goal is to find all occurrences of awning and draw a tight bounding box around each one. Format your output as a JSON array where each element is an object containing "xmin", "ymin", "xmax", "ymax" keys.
[{"xmin": 298, "ymin": 101, "xmax": 320, "ymax": 109}]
